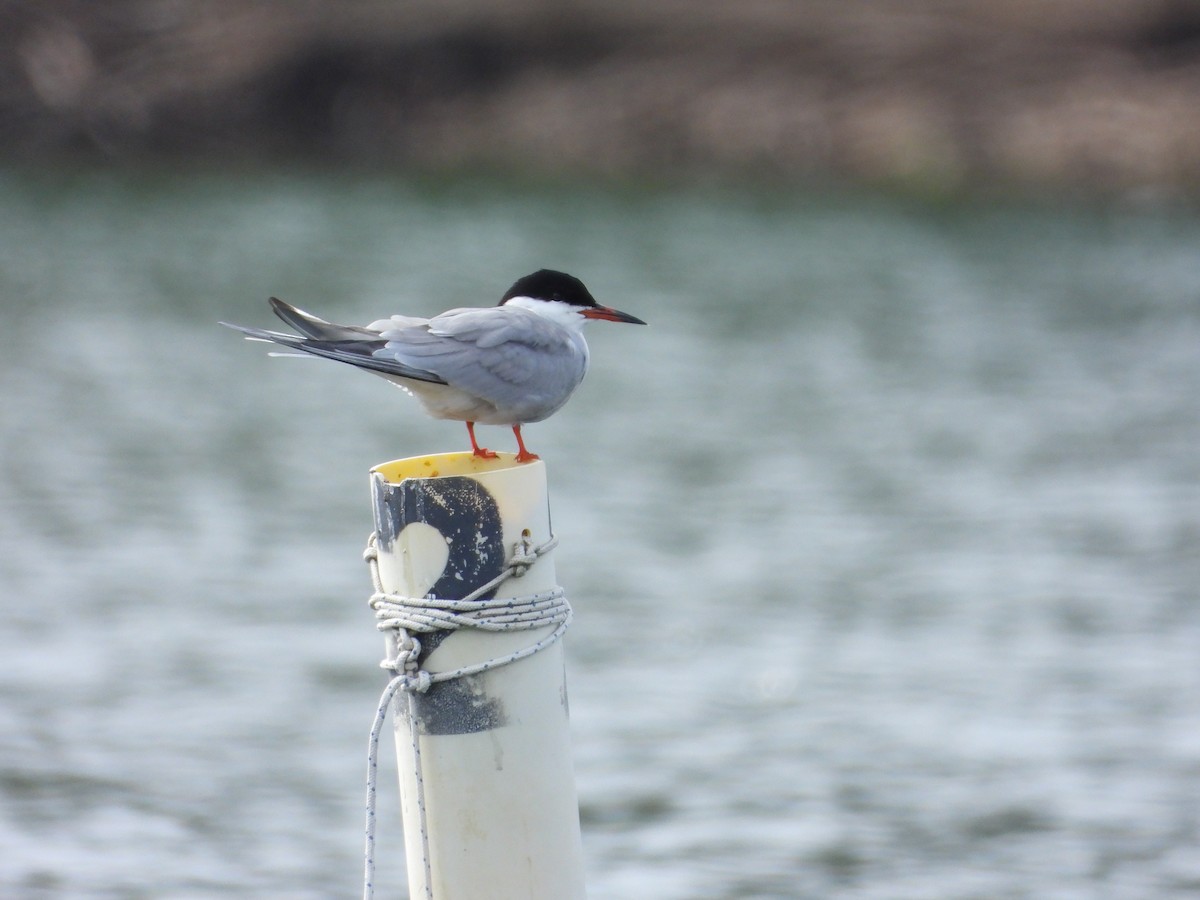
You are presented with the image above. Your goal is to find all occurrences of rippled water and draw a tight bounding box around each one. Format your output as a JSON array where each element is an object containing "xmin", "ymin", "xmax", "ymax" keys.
[{"xmin": 1, "ymin": 169, "xmax": 1198, "ymax": 898}]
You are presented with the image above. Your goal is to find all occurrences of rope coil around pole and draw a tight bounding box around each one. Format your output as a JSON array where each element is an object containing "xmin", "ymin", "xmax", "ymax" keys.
[{"xmin": 362, "ymin": 530, "xmax": 571, "ymax": 900}]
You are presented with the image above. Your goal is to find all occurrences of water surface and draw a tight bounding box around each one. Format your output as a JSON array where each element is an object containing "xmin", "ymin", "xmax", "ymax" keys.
[{"xmin": 1, "ymin": 170, "xmax": 1198, "ymax": 898}]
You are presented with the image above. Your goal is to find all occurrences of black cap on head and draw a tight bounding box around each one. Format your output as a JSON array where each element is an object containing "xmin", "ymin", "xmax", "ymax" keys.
[{"xmin": 500, "ymin": 269, "xmax": 598, "ymax": 308}]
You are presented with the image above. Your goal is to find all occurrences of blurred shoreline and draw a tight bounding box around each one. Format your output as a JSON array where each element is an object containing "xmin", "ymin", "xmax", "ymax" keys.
[{"xmin": 5, "ymin": 1, "xmax": 1200, "ymax": 195}]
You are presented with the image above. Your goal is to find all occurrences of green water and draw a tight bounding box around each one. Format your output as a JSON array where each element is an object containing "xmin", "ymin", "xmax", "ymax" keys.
[{"xmin": 1, "ymin": 169, "xmax": 1198, "ymax": 897}]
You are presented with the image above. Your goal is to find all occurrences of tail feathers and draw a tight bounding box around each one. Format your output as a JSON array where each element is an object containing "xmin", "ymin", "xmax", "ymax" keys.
[{"xmin": 219, "ymin": 321, "xmax": 305, "ymax": 347}]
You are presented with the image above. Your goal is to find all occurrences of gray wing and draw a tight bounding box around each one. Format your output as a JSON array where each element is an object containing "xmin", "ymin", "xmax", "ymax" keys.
[{"xmin": 374, "ymin": 306, "xmax": 589, "ymax": 419}]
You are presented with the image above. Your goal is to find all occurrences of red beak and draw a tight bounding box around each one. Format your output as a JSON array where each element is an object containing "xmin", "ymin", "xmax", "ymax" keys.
[{"xmin": 581, "ymin": 306, "xmax": 647, "ymax": 325}]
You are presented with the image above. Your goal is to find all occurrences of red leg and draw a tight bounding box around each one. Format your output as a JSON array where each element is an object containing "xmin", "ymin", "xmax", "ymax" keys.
[
  {"xmin": 512, "ymin": 425, "xmax": 540, "ymax": 463},
  {"xmin": 466, "ymin": 422, "xmax": 498, "ymax": 459}
]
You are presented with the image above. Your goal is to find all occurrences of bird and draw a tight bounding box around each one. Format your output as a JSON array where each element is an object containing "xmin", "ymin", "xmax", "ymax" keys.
[{"xmin": 221, "ymin": 269, "xmax": 646, "ymax": 462}]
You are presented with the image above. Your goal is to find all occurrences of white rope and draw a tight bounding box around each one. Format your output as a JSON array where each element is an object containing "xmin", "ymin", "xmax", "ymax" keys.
[{"xmin": 362, "ymin": 530, "xmax": 570, "ymax": 900}]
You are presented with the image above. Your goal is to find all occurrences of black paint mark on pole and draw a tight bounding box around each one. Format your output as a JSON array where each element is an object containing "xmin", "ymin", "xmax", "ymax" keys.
[{"xmin": 372, "ymin": 473, "xmax": 507, "ymax": 734}]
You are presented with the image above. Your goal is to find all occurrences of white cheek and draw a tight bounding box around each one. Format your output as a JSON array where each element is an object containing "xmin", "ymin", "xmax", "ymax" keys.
[{"xmin": 505, "ymin": 296, "xmax": 587, "ymax": 330}]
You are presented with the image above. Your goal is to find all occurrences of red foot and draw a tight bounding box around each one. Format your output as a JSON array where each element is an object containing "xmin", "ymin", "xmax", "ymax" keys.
[
  {"xmin": 512, "ymin": 426, "xmax": 540, "ymax": 463},
  {"xmin": 466, "ymin": 422, "xmax": 499, "ymax": 459}
]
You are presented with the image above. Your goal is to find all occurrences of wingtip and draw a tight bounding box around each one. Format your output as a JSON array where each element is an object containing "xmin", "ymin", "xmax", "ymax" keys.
[{"xmin": 268, "ymin": 296, "xmax": 332, "ymax": 333}]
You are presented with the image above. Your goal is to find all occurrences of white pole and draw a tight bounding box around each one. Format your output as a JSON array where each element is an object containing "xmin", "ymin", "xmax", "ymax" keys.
[{"xmin": 368, "ymin": 451, "xmax": 586, "ymax": 900}]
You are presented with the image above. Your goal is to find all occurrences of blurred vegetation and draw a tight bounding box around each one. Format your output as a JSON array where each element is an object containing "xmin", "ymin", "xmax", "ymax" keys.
[{"xmin": 4, "ymin": 0, "xmax": 1200, "ymax": 193}]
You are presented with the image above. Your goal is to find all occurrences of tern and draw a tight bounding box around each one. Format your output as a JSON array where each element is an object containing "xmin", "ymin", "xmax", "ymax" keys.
[{"xmin": 221, "ymin": 269, "xmax": 646, "ymax": 462}]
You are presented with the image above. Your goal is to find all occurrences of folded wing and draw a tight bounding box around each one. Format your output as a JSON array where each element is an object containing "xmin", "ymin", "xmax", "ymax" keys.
[{"xmin": 374, "ymin": 306, "xmax": 589, "ymax": 420}]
